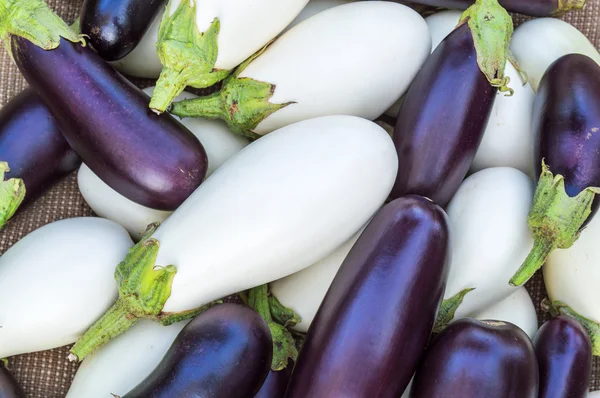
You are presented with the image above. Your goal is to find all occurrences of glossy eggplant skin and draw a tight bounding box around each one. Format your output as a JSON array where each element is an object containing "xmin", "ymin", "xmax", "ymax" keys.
[
  {"xmin": 11, "ymin": 37, "xmax": 207, "ymax": 211},
  {"xmin": 534, "ymin": 316, "xmax": 592, "ymax": 398},
  {"xmin": 124, "ymin": 304, "xmax": 272, "ymax": 398},
  {"xmin": 390, "ymin": 23, "xmax": 496, "ymax": 207},
  {"xmin": 285, "ymin": 195, "xmax": 451, "ymax": 398},
  {"xmin": 385, "ymin": 0, "xmax": 562, "ymax": 17},
  {"xmin": 534, "ymin": 54, "xmax": 600, "ymax": 218},
  {"xmin": 410, "ymin": 318, "xmax": 539, "ymax": 398},
  {"xmin": 0, "ymin": 365, "xmax": 24, "ymax": 398},
  {"xmin": 0, "ymin": 88, "xmax": 80, "ymax": 206},
  {"xmin": 81, "ymin": 0, "xmax": 165, "ymax": 61},
  {"xmin": 255, "ymin": 366, "xmax": 293, "ymax": 398}
]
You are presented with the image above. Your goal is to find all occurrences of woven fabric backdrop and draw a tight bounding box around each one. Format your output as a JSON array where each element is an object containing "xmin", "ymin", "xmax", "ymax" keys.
[{"xmin": 0, "ymin": 0, "xmax": 598, "ymax": 396}]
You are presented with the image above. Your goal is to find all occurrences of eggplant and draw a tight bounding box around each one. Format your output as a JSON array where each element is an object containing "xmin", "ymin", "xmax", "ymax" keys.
[
  {"xmin": 390, "ymin": 19, "xmax": 501, "ymax": 206},
  {"xmin": 509, "ymin": 54, "xmax": 600, "ymax": 286},
  {"xmin": 384, "ymin": 0, "xmax": 585, "ymax": 16},
  {"xmin": 410, "ymin": 318, "xmax": 539, "ymax": 398},
  {"xmin": 0, "ymin": 88, "xmax": 80, "ymax": 206},
  {"xmin": 0, "ymin": 364, "xmax": 24, "ymax": 398},
  {"xmin": 534, "ymin": 316, "xmax": 592, "ymax": 398},
  {"xmin": 255, "ymin": 367, "xmax": 293, "ymax": 398},
  {"xmin": 285, "ymin": 195, "xmax": 451, "ymax": 398},
  {"xmin": 123, "ymin": 304, "xmax": 272, "ymax": 398},
  {"xmin": 81, "ymin": 0, "xmax": 166, "ymax": 61}
]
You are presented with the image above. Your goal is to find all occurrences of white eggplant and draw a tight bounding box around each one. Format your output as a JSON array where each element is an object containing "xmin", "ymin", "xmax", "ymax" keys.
[
  {"xmin": 170, "ymin": 1, "xmax": 431, "ymax": 137},
  {"xmin": 78, "ymin": 87, "xmax": 248, "ymax": 240},
  {"xmin": 0, "ymin": 218, "xmax": 133, "ymax": 358},
  {"xmin": 511, "ymin": 18, "xmax": 600, "ymax": 92},
  {"xmin": 439, "ymin": 167, "xmax": 533, "ymax": 326},
  {"xmin": 70, "ymin": 115, "xmax": 398, "ymax": 360},
  {"xmin": 66, "ymin": 320, "xmax": 188, "ymax": 398}
]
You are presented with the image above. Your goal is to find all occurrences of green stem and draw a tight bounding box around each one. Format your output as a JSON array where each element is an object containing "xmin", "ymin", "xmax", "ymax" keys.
[
  {"xmin": 553, "ymin": 0, "xmax": 586, "ymax": 17},
  {"xmin": 509, "ymin": 238, "xmax": 554, "ymax": 286},
  {"xmin": 69, "ymin": 299, "xmax": 139, "ymax": 361},
  {"xmin": 433, "ymin": 288, "xmax": 475, "ymax": 334},
  {"xmin": 171, "ymin": 92, "xmax": 224, "ymax": 120},
  {"xmin": 0, "ymin": 162, "xmax": 25, "ymax": 230}
]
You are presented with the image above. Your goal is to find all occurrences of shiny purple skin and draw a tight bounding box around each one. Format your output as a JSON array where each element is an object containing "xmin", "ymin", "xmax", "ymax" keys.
[
  {"xmin": 410, "ymin": 318, "xmax": 539, "ymax": 398},
  {"xmin": 124, "ymin": 304, "xmax": 272, "ymax": 398},
  {"xmin": 0, "ymin": 365, "xmax": 24, "ymax": 398},
  {"xmin": 534, "ymin": 316, "xmax": 592, "ymax": 398},
  {"xmin": 0, "ymin": 88, "xmax": 80, "ymax": 206},
  {"xmin": 81, "ymin": 0, "xmax": 166, "ymax": 61},
  {"xmin": 533, "ymin": 54, "xmax": 600, "ymax": 219},
  {"xmin": 382, "ymin": 0, "xmax": 561, "ymax": 17},
  {"xmin": 255, "ymin": 366, "xmax": 293, "ymax": 398},
  {"xmin": 285, "ymin": 196, "xmax": 451, "ymax": 398},
  {"xmin": 391, "ymin": 23, "xmax": 496, "ymax": 207},
  {"xmin": 11, "ymin": 36, "xmax": 207, "ymax": 211}
]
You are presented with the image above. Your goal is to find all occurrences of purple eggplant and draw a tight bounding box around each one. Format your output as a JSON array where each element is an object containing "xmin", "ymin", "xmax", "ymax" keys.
[
  {"xmin": 81, "ymin": 0, "xmax": 166, "ymax": 61},
  {"xmin": 510, "ymin": 54, "xmax": 600, "ymax": 286},
  {"xmin": 0, "ymin": 88, "xmax": 80, "ymax": 206},
  {"xmin": 285, "ymin": 195, "xmax": 451, "ymax": 398},
  {"xmin": 534, "ymin": 316, "xmax": 592, "ymax": 398},
  {"xmin": 0, "ymin": 364, "xmax": 24, "ymax": 398},
  {"xmin": 255, "ymin": 367, "xmax": 293, "ymax": 398},
  {"xmin": 10, "ymin": 36, "xmax": 207, "ymax": 211},
  {"xmin": 410, "ymin": 318, "xmax": 539, "ymax": 398},
  {"xmin": 390, "ymin": 22, "xmax": 497, "ymax": 207},
  {"xmin": 124, "ymin": 304, "xmax": 272, "ymax": 398}
]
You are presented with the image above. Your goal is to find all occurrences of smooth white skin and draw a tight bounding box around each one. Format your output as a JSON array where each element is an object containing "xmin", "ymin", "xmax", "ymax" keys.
[
  {"xmin": 270, "ymin": 232, "xmax": 361, "ymax": 333},
  {"xmin": 152, "ymin": 115, "xmax": 397, "ymax": 313},
  {"xmin": 544, "ymin": 202, "xmax": 600, "ymax": 325},
  {"xmin": 78, "ymin": 87, "xmax": 248, "ymax": 240},
  {"xmin": 241, "ymin": 1, "xmax": 431, "ymax": 135},
  {"xmin": 445, "ymin": 167, "xmax": 534, "ymax": 319},
  {"xmin": 282, "ymin": 0, "xmax": 357, "ymax": 34},
  {"xmin": 66, "ymin": 320, "xmax": 188, "ymax": 398},
  {"xmin": 0, "ymin": 218, "xmax": 133, "ymax": 358},
  {"xmin": 511, "ymin": 18, "xmax": 600, "ymax": 92},
  {"xmin": 588, "ymin": 392, "xmax": 600, "ymax": 397}
]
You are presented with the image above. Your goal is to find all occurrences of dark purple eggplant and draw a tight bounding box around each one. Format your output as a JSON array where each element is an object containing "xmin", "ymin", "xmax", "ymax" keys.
[
  {"xmin": 390, "ymin": 22, "xmax": 497, "ymax": 207},
  {"xmin": 255, "ymin": 366, "xmax": 293, "ymax": 398},
  {"xmin": 0, "ymin": 364, "xmax": 24, "ymax": 398},
  {"xmin": 0, "ymin": 88, "xmax": 80, "ymax": 206},
  {"xmin": 10, "ymin": 36, "xmax": 207, "ymax": 211},
  {"xmin": 534, "ymin": 316, "xmax": 592, "ymax": 398},
  {"xmin": 81, "ymin": 0, "xmax": 165, "ymax": 61},
  {"xmin": 410, "ymin": 318, "xmax": 539, "ymax": 398},
  {"xmin": 285, "ymin": 195, "xmax": 450, "ymax": 398},
  {"xmin": 124, "ymin": 304, "xmax": 272, "ymax": 398},
  {"xmin": 509, "ymin": 54, "xmax": 600, "ymax": 286}
]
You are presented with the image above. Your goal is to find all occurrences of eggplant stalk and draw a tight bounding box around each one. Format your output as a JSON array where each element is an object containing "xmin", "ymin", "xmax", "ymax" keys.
[
  {"xmin": 554, "ymin": 0, "xmax": 587, "ymax": 17},
  {"xmin": 0, "ymin": 162, "xmax": 25, "ymax": 229},
  {"xmin": 542, "ymin": 299, "xmax": 600, "ymax": 356},
  {"xmin": 433, "ymin": 288, "xmax": 475, "ymax": 333}
]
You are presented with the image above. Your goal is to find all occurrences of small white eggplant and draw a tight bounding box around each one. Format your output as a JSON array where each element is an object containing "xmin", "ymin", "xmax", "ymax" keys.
[
  {"xmin": 170, "ymin": 1, "xmax": 431, "ymax": 137},
  {"xmin": 70, "ymin": 115, "xmax": 398, "ymax": 360},
  {"xmin": 511, "ymin": 18, "xmax": 600, "ymax": 92},
  {"xmin": 0, "ymin": 218, "xmax": 133, "ymax": 358},
  {"xmin": 437, "ymin": 167, "xmax": 533, "ymax": 329},
  {"xmin": 66, "ymin": 320, "xmax": 188, "ymax": 398},
  {"xmin": 78, "ymin": 87, "xmax": 248, "ymax": 240}
]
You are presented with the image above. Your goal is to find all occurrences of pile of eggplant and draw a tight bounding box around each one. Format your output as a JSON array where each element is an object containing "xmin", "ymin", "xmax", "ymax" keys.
[{"xmin": 0, "ymin": 0, "xmax": 598, "ymax": 396}]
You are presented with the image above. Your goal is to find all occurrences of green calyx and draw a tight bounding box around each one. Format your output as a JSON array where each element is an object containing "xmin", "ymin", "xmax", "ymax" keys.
[
  {"xmin": 150, "ymin": 0, "xmax": 231, "ymax": 113},
  {"xmin": 510, "ymin": 161, "xmax": 600, "ymax": 287},
  {"xmin": 433, "ymin": 288, "xmax": 475, "ymax": 334},
  {"xmin": 0, "ymin": 162, "xmax": 25, "ymax": 229},
  {"xmin": 170, "ymin": 43, "xmax": 294, "ymax": 139},
  {"xmin": 460, "ymin": 0, "xmax": 514, "ymax": 95},
  {"xmin": 543, "ymin": 299, "xmax": 600, "ymax": 355},
  {"xmin": 243, "ymin": 285, "xmax": 301, "ymax": 371},
  {"xmin": 0, "ymin": 0, "xmax": 84, "ymax": 59},
  {"xmin": 553, "ymin": 0, "xmax": 586, "ymax": 17}
]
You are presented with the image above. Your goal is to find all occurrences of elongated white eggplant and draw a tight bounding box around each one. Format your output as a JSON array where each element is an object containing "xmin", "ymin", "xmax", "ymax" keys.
[
  {"xmin": 511, "ymin": 18, "xmax": 600, "ymax": 92},
  {"xmin": 70, "ymin": 115, "xmax": 398, "ymax": 361},
  {"xmin": 78, "ymin": 87, "xmax": 248, "ymax": 240},
  {"xmin": 0, "ymin": 218, "xmax": 133, "ymax": 358},
  {"xmin": 435, "ymin": 167, "xmax": 533, "ymax": 330},
  {"xmin": 170, "ymin": 1, "xmax": 431, "ymax": 137}
]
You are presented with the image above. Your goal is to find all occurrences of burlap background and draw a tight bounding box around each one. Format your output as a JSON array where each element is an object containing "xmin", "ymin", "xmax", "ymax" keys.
[{"xmin": 0, "ymin": 0, "xmax": 598, "ymax": 396}]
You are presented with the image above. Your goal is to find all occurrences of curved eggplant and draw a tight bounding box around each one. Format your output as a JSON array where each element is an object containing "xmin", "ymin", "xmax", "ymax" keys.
[
  {"xmin": 510, "ymin": 54, "xmax": 600, "ymax": 286},
  {"xmin": 534, "ymin": 316, "xmax": 591, "ymax": 398},
  {"xmin": 410, "ymin": 318, "xmax": 539, "ymax": 398},
  {"xmin": 81, "ymin": 0, "xmax": 166, "ymax": 61},
  {"xmin": 0, "ymin": 364, "xmax": 24, "ymax": 398},
  {"xmin": 124, "ymin": 304, "xmax": 272, "ymax": 398},
  {"xmin": 255, "ymin": 366, "xmax": 293, "ymax": 398},
  {"xmin": 285, "ymin": 195, "xmax": 450, "ymax": 397},
  {"xmin": 0, "ymin": 88, "xmax": 80, "ymax": 206},
  {"xmin": 9, "ymin": 30, "xmax": 207, "ymax": 210},
  {"xmin": 390, "ymin": 22, "xmax": 497, "ymax": 206},
  {"xmin": 385, "ymin": 0, "xmax": 584, "ymax": 16}
]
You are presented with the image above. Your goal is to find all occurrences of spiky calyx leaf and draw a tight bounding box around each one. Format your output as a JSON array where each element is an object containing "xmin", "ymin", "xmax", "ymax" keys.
[
  {"xmin": 553, "ymin": 0, "xmax": 586, "ymax": 17},
  {"xmin": 0, "ymin": 162, "xmax": 24, "ymax": 229},
  {"xmin": 433, "ymin": 288, "xmax": 475, "ymax": 333},
  {"xmin": 543, "ymin": 299, "xmax": 600, "ymax": 355}
]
